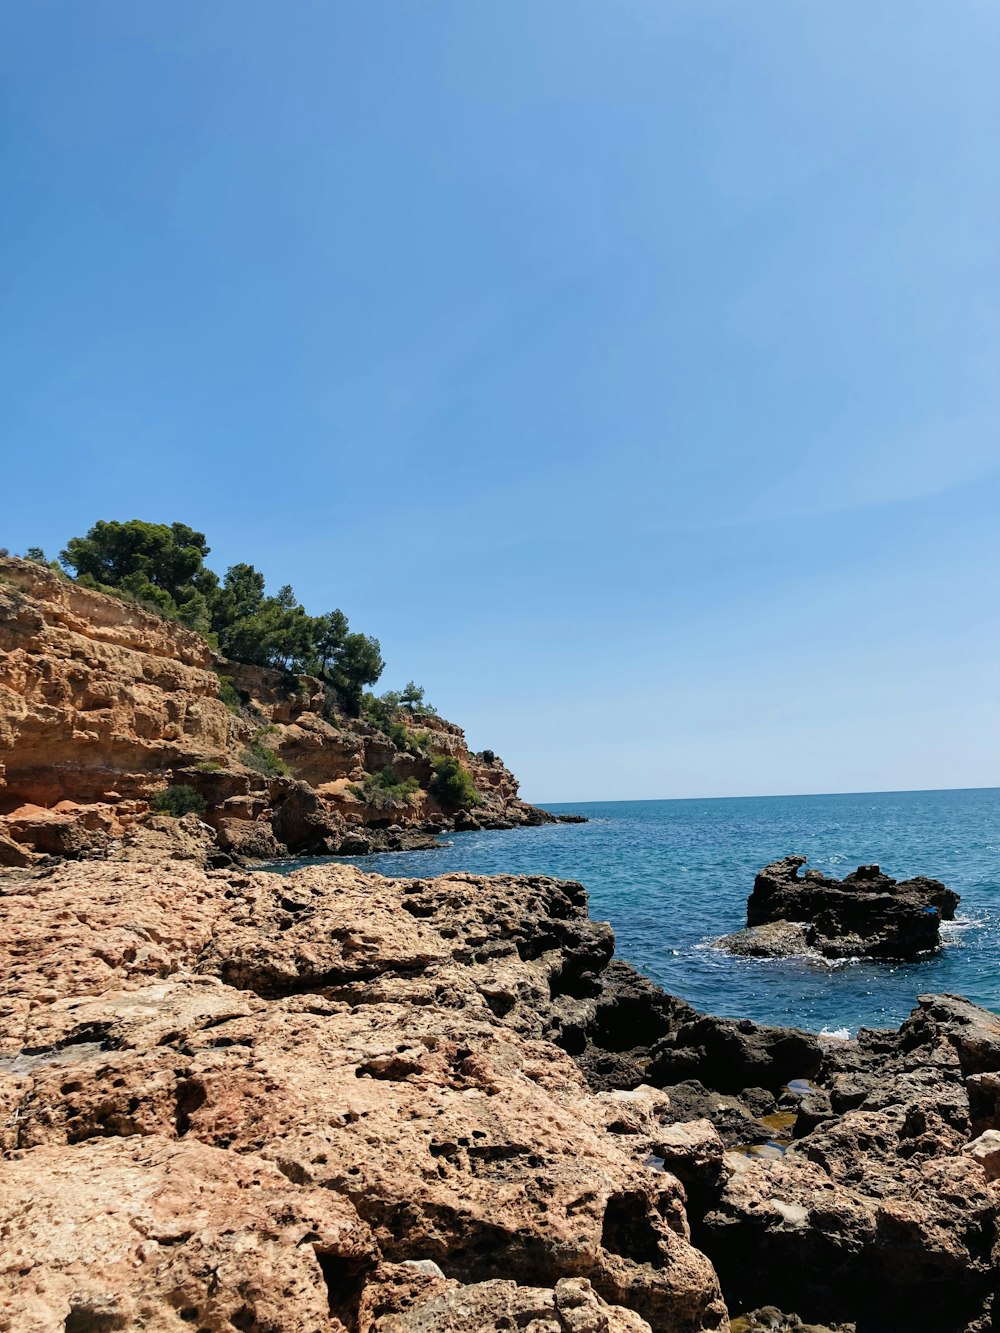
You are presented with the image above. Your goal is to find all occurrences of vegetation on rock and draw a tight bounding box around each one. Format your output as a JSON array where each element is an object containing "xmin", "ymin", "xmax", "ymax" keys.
[
  {"xmin": 240, "ymin": 729, "xmax": 290, "ymax": 777},
  {"xmin": 430, "ymin": 754, "xmax": 481, "ymax": 809},
  {"xmin": 55, "ymin": 519, "xmax": 384, "ymax": 713},
  {"xmin": 362, "ymin": 689, "xmax": 440, "ymax": 755},
  {"xmin": 215, "ymin": 673, "xmax": 243, "ymax": 715},
  {"xmin": 150, "ymin": 783, "xmax": 207, "ymax": 818},
  {"xmin": 347, "ymin": 768, "xmax": 421, "ymax": 811}
]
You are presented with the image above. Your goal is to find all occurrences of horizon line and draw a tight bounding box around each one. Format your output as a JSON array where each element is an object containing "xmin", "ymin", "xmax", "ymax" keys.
[{"xmin": 534, "ymin": 783, "xmax": 1000, "ymax": 807}]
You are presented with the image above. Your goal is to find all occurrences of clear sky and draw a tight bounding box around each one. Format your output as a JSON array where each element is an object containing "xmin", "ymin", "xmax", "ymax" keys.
[{"xmin": 2, "ymin": 2, "xmax": 998, "ymax": 801}]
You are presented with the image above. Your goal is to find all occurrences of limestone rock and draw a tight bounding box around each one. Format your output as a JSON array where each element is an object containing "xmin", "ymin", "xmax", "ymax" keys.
[
  {"xmin": 0, "ymin": 556, "xmax": 575, "ymax": 862},
  {"xmin": 0, "ymin": 1135, "xmax": 375, "ymax": 1332},
  {"xmin": 371, "ymin": 1277, "xmax": 654, "ymax": 1331},
  {"xmin": 0, "ymin": 860, "xmax": 728, "ymax": 1333},
  {"xmin": 965, "ymin": 1130, "xmax": 1000, "ymax": 1181}
]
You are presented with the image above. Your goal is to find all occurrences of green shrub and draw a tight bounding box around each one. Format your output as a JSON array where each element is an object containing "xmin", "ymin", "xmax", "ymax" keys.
[
  {"xmin": 151, "ymin": 784, "xmax": 207, "ymax": 818},
  {"xmin": 194, "ymin": 759, "xmax": 223, "ymax": 772},
  {"xmin": 348, "ymin": 768, "xmax": 420, "ymax": 812},
  {"xmin": 215, "ymin": 674, "xmax": 242, "ymax": 714},
  {"xmin": 240, "ymin": 730, "xmax": 290, "ymax": 777},
  {"xmin": 386, "ymin": 719, "xmax": 410, "ymax": 749},
  {"xmin": 430, "ymin": 755, "xmax": 481, "ymax": 810}
]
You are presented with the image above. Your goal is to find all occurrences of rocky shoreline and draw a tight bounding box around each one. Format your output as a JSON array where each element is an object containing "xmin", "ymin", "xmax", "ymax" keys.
[
  {"xmin": 2, "ymin": 849, "xmax": 998, "ymax": 1332},
  {"xmin": 3, "ymin": 553, "xmax": 999, "ymax": 1331}
]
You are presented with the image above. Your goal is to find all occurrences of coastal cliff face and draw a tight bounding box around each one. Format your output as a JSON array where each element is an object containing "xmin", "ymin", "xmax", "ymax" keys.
[{"xmin": 0, "ymin": 557, "xmax": 553, "ymax": 863}]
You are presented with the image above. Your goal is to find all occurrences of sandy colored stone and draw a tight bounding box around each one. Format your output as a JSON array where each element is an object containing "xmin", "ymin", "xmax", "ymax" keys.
[
  {"xmin": 0, "ymin": 859, "xmax": 729, "ymax": 1332},
  {"xmin": 370, "ymin": 1276, "xmax": 653, "ymax": 1331},
  {"xmin": 964, "ymin": 1129, "xmax": 1000, "ymax": 1181},
  {"xmin": 0, "ymin": 1135, "xmax": 374, "ymax": 1332}
]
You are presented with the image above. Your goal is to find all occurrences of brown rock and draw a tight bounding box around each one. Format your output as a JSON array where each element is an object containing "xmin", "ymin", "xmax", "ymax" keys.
[
  {"xmin": 0, "ymin": 860, "xmax": 729, "ymax": 1333},
  {"xmin": 215, "ymin": 814, "xmax": 285, "ymax": 860},
  {"xmin": 0, "ymin": 558, "xmax": 231, "ymax": 807},
  {"xmin": 0, "ymin": 1135, "xmax": 375, "ymax": 1332},
  {"xmin": 0, "ymin": 832, "xmax": 38, "ymax": 867},
  {"xmin": 0, "ymin": 557, "xmax": 566, "ymax": 861},
  {"xmin": 371, "ymin": 1277, "xmax": 653, "ymax": 1331}
]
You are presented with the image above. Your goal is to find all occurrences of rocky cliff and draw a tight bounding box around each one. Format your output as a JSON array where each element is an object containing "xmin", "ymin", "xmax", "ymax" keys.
[{"xmin": 0, "ymin": 557, "xmax": 561, "ymax": 864}]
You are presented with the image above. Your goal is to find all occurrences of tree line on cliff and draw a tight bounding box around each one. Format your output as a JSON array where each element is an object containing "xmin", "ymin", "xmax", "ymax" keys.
[{"xmin": 22, "ymin": 519, "xmax": 396, "ymax": 715}]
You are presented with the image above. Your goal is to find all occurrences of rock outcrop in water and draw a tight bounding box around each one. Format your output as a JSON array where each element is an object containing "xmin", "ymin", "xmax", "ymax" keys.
[
  {"xmin": 717, "ymin": 856, "xmax": 959, "ymax": 961},
  {"xmin": 0, "ymin": 556, "xmax": 573, "ymax": 866}
]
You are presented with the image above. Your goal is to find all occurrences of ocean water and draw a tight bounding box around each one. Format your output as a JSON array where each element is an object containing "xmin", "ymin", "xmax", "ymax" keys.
[{"xmin": 276, "ymin": 788, "xmax": 1000, "ymax": 1035}]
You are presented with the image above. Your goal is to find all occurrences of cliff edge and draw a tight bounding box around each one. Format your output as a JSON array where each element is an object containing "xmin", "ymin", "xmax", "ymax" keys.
[{"xmin": 0, "ymin": 556, "xmax": 563, "ymax": 865}]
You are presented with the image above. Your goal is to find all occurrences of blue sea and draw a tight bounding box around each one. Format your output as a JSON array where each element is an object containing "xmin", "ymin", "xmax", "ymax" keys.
[{"xmin": 278, "ymin": 788, "xmax": 1000, "ymax": 1035}]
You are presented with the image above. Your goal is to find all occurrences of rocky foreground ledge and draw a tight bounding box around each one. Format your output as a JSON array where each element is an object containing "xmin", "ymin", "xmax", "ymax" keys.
[{"xmin": 1, "ymin": 859, "xmax": 999, "ymax": 1333}]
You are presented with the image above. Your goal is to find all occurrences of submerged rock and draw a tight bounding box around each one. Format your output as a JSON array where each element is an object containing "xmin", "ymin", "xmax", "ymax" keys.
[{"xmin": 716, "ymin": 856, "xmax": 959, "ymax": 961}]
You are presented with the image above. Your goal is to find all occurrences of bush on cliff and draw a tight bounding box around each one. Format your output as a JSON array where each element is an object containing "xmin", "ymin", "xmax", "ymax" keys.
[
  {"xmin": 430, "ymin": 755, "xmax": 481, "ymax": 810},
  {"xmin": 363, "ymin": 688, "xmax": 438, "ymax": 749},
  {"xmin": 215, "ymin": 674, "xmax": 243, "ymax": 715},
  {"xmin": 151, "ymin": 784, "xmax": 207, "ymax": 818},
  {"xmin": 240, "ymin": 730, "xmax": 290, "ymax": 778},
  {"xmin": 400, "ymin": 681, "xmax": 438, "ymax": 715},
  {"xmin": 348, "ymin": 768, "xmax": 420, "ymax": 812}
]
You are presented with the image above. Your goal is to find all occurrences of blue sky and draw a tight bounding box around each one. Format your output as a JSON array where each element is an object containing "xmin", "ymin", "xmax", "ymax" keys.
[{"xmin": 2, "ymin": 2, "xmax": 998, "ymax": 800}]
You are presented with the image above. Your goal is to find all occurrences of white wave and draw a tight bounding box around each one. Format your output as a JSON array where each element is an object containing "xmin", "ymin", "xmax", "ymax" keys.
[{"xmin": 818, "ymin": 1025, "xmax": 852, "ymax": 1042}]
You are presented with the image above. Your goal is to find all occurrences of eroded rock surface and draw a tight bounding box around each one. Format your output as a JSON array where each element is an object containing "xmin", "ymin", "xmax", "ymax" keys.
[
  {"xmin": 0, "ymin": 860, "xmax": 729, "ymax": 1332},
  {"xmin": 3, "ymin": 855, "xmax": 997, "ymax": 1332},
  {"xmin": 696, "ymin": 994, "xmax": 1000, "ymax": 1332},
  {"xmin": 717, "ymin": 856, "xmax": 959, "ymax": 961}
]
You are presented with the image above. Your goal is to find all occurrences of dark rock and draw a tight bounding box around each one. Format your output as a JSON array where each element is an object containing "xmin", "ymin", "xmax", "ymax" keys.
[
  {"xmin": 658, "ymin": 1080, "xmax": 778, "ymax": 1149},
  {"xmin": 584, "ymin": 961, "xmax": 698, "ymax": 1060},
  {"xmin": 270, "ymin": 781, "xmax": 344, "ymax": 854},
  {"xmin": 648, "ymin": 1014, "xmax": 823, "ymax": 1096},
  {"xmin": 694, "ymin": 994, "xmax": 1000, "ymax": 1332},
  {"xmin": 719, "ymin": 855, "xmax": 959, "ymax": 961},
  {"xmin": 792, "ymin": 1090, "xmax": 835, "ymax": 1138},
  {"xmin": 337, "ymin": 832, "xmax": 374, "ymax": 856},
  {"xmin": 731, "ymin": 1308, "xmax": 851, "ymax": 1333}
]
